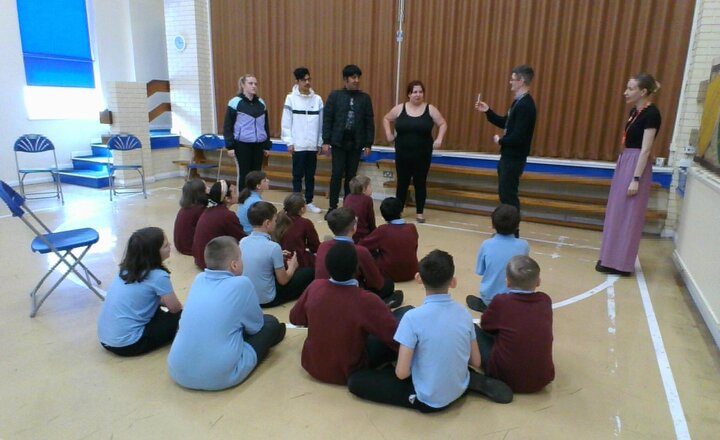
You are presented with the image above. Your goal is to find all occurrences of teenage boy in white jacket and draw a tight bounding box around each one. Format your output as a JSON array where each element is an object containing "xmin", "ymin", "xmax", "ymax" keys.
[{"xmin": 282, "ymin": 67, "xmax": 324, "ymax": 213}]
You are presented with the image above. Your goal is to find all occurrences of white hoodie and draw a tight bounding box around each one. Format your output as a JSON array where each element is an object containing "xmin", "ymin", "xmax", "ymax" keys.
[{"xmin": 281, "ymin": 85, "xmax": 324, "ymax": 151}]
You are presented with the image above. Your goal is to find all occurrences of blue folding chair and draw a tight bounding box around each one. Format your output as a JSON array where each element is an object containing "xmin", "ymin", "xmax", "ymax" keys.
[
  {"xmin": 13, "ymin": 134, "xmax": 64, "ymax": 204},
  {"xmin": 187, "ymin": 133, "xmax": 225, "ymax": 180},
  {"xmin": 106, "ymin": 134, "xmax": 147, "ymax": 201},
  {"xmin": 0, "ymin": 180, "xmax": 103, "ymax": 317}
]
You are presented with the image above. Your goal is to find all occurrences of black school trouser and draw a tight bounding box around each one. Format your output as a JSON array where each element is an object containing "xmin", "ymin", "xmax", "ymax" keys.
[
  {"xmin": 329, "ymin": 141, "xmax": 362, "ymax": 209},
  {"xmin": 497, "ymin": 157, "xmax": 526, "ymax": 211},
  {"xmin": 292, "ymin": 151, "xmax": 319, "ymax": 203},
  {"xmin": 347, "ymin": 366, "xmax": 447, "ymax": 413},
  {"xmin": 245, "ymin": 314, "xmax": 286, "ymax": 362},
  {"xmin": 101, "ymin": 307, "xmax": 181, "ymax": 357},
  {"xmin": 364, "ymin": 277, "xmax": 395, "ymax": 300},
  {"xmin": 234, "ymin": 142, "xmax": 266, "ymax": 189},
  {"xmin": 261, "ymin": 267, "xmax": 315, "ymax": 308},
  {"xmin": 475, "ymin": 325, "xmax": 496, "ymax": 371},
  {"xmin": 395, "ymin": 147, "xmax": 432, "ymax": 214}
]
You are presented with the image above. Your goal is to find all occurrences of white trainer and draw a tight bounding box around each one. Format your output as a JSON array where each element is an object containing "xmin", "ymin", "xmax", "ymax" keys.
[{"xmin": 306, "ymin": 203, "xmax": 322, "ymax": 213}]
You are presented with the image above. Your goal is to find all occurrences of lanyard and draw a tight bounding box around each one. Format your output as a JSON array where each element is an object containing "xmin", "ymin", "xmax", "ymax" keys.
[{"xmin": 622, "ymin": 103, "xmax": 650, "ymax": 146}]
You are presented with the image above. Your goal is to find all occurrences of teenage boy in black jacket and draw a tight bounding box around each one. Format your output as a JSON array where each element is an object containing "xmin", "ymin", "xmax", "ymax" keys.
[
  {"xmin": 322, "ymin": 64, "xmax": 374, "ymax": 213},
  {"xmin": 475, "ymin": 65, "xmax": 537, "ymax": 213}
]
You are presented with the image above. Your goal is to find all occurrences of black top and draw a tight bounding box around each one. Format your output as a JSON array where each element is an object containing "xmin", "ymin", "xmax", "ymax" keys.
[
  {"xmin": 394, "ymin": 104, "xmax": 434, "ymax": 152},
  {"xmin": 624, "ymin": 104, "xmax": 661, "ymax": 149},
  {"xmin": 486, "ymin": 94, "xmax": 537, "ymax": 160},
  {"xmin": 322, "ymin": 89, "xmax": 374, "ymax": 150}
]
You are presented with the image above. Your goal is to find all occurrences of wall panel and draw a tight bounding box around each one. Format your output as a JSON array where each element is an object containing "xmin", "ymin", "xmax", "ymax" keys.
[{"xmin": 211, "ymin": 0, "xmax": 693, "ymax": 161}]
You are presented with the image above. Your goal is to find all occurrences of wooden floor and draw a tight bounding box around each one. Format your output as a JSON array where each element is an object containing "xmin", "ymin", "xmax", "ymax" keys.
[{"xmin": 1, "ymin": 178, "xmax": 718, "ymax": 439}]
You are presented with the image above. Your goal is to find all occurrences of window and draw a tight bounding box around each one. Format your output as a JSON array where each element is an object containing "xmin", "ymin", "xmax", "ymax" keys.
[{"xmin": 17, "ymin": 0, "xmax": 95, "ymax": 88}]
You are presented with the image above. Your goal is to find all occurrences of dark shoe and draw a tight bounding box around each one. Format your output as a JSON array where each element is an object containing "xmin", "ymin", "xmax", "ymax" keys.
[
  {"xmin": 384, "ymin": 290, "xmax": 404, "ymax": 309},
  {"xmin": 468, "ymin": 370, "xmax": 513, "ymax": 404},
  {"xmin": 595, "ymin": 261, "xmax": 632, "ymax": 276},
  {"xmin": 466, "ymin": 295, "xmax": 488, "ymax": 313}
]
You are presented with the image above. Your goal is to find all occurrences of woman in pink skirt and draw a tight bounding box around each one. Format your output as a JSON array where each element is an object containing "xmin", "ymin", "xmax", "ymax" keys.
[{"xmin": 596, "ymin": 73, "xmax": 661, "ymax": 276}]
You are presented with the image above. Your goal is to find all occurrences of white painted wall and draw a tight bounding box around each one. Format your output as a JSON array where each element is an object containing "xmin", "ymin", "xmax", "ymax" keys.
[
  {"xmin": 674, "ymin": 166, "xmax": 720, "ymax": 348},
  {"xmin": 0, "ymin": 0, "xmax": 169, "ymax": 186}
]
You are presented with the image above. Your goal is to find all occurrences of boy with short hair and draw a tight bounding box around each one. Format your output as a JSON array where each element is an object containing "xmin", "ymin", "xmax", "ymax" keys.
[
  {"xmin": 467, "ymin": 204, "xmax": 529, "ymax": 312},
  {"xmin": 315, "ymin": 207, "xmax": 403, "ymax": 307},
  {"xmin": 348, "ymin": 250, "xmax": 513, "ymax": 412},
  {"xmin": 290, "ymin": 242, "xmax": 408, "ymax": 384},
  {"xmin": 478, "ymin": 255, "xmax": 554, "ymax": 393},
  {"xmin": 343, "ymin": 175, "xmax": 376, "ymax": 242},
  {"xmin": 240, "ymin": 201, "xmax": 315, "ymax": 307},
  {"xmin": 167, "ymin": 236, "xmax": 286, "ymax": 390},
  {"xmin": 359, "ymin": 197, "xmax": 418, "ymax": 282}
]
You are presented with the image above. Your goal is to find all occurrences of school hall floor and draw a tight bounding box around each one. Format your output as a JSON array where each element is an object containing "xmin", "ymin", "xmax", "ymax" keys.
[{"xmin": 0, "ymin": 178, "xmax": 718, "ymax": 440}]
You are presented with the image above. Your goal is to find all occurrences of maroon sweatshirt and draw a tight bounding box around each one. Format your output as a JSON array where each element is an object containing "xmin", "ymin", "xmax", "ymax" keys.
[
  {"xmin": 342, "ymin": 193, "xmax": 376, "ymax": 243},
  {"xmin": 279, "ymin": 215, "xmax": 320, "ymax": 268},
  {"xmin": 359, "ymin": 223, "xmax": 418, "ymax": 282},
  {"xmin": 315, "ymin": 239, "xmax": 384, "ymax": 291},
  {"xmin": 192, "ymin": 205, "xmax": 246, "ymax": 269},
  {"xmin": 173, "ymin": 205, "xmax": 206, "ymax": 255}
]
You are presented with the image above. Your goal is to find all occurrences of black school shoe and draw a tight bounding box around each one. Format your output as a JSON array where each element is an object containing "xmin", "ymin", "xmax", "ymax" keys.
[
  {"xmin": 466, "ymin": 295, "xmax": 488, "ymax": 313},
  {"xmin": 468, "ymin": 370, "xmax": 513, "ymax": 404},
  {"xmin": 595, "ymin": 261, "xmax": 632, "ymax": 277},
  {"xmin": 384, "ymin": 290, "xmax": 404, "ymax": 309}
]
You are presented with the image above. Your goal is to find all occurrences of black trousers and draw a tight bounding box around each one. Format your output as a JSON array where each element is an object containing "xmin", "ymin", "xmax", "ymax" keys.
[
  {"xmin": 261, "ymin": 267, "xmax": 315, "ymax": 308},
  {"xmin": 292, "ymin": 151, "xmax": 319, "ymax": 203},
  {"xmin": 329, "ymin": 143, "xmax": 362, "ymax": 209},
  {"xmin": 234, "ymin": 142, "xmax": 266, "ymax": 188},
  {"xmin": 101, "ymin": 307, "xmax": 181, "ymax": 357},
  {"xmin": 245, "ymin": 314, "xmax": 286, "ymax": 362},
  {"xmin": 365, "ymin": 305, "xmax": 413, "ymax": 366},
  {"xmin": 497, "ymin": 157, "xmax": 526, "ymax": 211},
  {"xmin": 347, "ymin": 366, "xmax": 447, "ymax": 413},
  {"xmin": 395, "ymin": 147, "xmax": 432, "ymax": 214},
  {"xmin": 364, "ymin": 277, "xmax": 395, "ymax": 300},
  {"xmin": 475, "ymin": 325, "xmax": 496, "ymax": 371}
]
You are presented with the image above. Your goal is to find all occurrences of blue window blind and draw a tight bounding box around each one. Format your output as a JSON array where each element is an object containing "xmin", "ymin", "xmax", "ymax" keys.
[{"xmin": 17, "ymin": 0, "xmax": 95, "ymax": 88}]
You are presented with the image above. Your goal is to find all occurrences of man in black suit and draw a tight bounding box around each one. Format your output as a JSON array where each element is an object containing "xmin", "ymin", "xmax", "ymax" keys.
[{"xmin": 475, "ymin": 65, "xmax": 537, "ymax": 212}]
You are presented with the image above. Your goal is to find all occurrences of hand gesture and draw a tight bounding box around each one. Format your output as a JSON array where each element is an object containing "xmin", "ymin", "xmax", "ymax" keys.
[
  {"xmin": 227, "ymin": 149, "xmax": 236, "ymax": 158},
  {"xmin": 287, "ymin": 145, "xmax": 295, "ymax": 154},
  {"xmin": 321, "ymin": 144, "xmax": 330, "ymax": 154},
  {"xmin": 287, "ymin": 252, "xmax": 299, "ymax": 271},
  {"xmin": 627, "ymin": 181, "xmax": 639, "ymax": 196},
  {"xmin": 433, "ymin": 139, "xmax": 442, "ymax": 149},
  {"xmin": 492, "ymin": 134, "xmax": 501, "ymax": 145},
  {"xmin": 363, "ymin": 147, "xmax": 371, "ymax": 156}
]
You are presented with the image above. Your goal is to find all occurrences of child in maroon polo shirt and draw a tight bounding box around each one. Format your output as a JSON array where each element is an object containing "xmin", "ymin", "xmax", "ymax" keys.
[
  {"xmin": 290, "ymin": 242, "xmax": 410, "ymax": 384},
  {"xmin": 477, "ymin": 255, "xmax": 555, "ymax": 393},
  {"xmin": 342, "ymin": 175, "xmax": 376, "ymax": 243},
  {"xmin": 359, "ymin": 197, "xmax": 418, "ymax": 282},
  {"xmin": 273, "ymin": 193, "xmax": 320, "ymax": 269}
]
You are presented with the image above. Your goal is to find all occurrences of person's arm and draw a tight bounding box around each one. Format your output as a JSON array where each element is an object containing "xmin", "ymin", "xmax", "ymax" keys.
[
  {"xmin": 395, "ymin": 345, "xmax": 414, "ymax": 379},
  {"xmin": 263, "ymin": 106, "xmax": 272, "ymax": 151},
  {"xmin": 469, "ymin": 339, "xmax": 482, "ymax": 370},
  {"xmin": 289, "ymin": 288, "xmax": 309, "ymax": 326},
  {"xmin": 305, "ymin": 220, "xmax": 321, "ymax": 253},
  {"xmin": 480, "ymin": 299, "xmax": 500, "ymax": 334},
  {"xmin": 321, "ymin": 91, "xmax": 335, "ymax": 150},
  {"xmin": 275, "ymin": 252, "xmax": 298, "ymax": 285},
  {"xmin": 498, "ymin": 103, "xmax": 535, "ymax": 149},
  {"xmin": 366, "ymin": 199, "xmax": 376, "ymax": 232},
  {"xmin": 281, "ymin": 96, "xmax": 294, "ymax": 152},
  {"xmin": 316, "ymin": 98, "xmax": 324, "ymax": 147},
  {"xmin": 223, "ymin": 99, "xmax": 238, "ymax": 157},
  {"xmin": 429, "ymin": 104, "xmax": 447, "ymax": 149},
  {"xmin": 475, "ymin": 244, "xmax": 486, "ymax": 276},
  {"xmin": 358, "ymin": 227, "xmax": 382, "ymax": 253},
  {"xmin": 240, "ymin": 281, "xmax": 264, "ymax": 335},
  {"xmin": 358, "ymin": 247, "xmax": 384, "ymax": 290},
  {"xmin": 160, "ymin": 292, "xmax": 183, "ymax": 313},
  {"xmin": 627, "ymin": 128, "xmax": 658, "ymax": 196},
  {"xmin": 225, "ymin": 210, "xmax": 247, "ymax": 239},
  {"xmin": 383, "ymin": 104, "xmax": 402, "ymax": 142}
]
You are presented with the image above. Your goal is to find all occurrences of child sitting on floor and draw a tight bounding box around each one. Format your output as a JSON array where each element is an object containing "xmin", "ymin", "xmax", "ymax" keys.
[
  {"xmin": 240, "ymin": 201, "xmax": 315, "ymax": 307},
  {"xmin": 342, "ymin": 175, "xmax": 376, "ymax": 243},
  {"xmin": 467, "ymin": 204, "xmax": 529, "ymax": 312},
  {"xmin": 173, "ymin": 179, "xmax": 208, "ymax": 255},
  {"xmin": 315, "ymin": 207, "xmax": 403, "ymax": 308},
  {"xmin": 168, "ymin": 236, "xmax": 286, "ymax": 391},
  {"xmin": 478, "ymin": 255, "xmax": 554, "ymax": 393},
  {"xmin": 290, "ymin": 242, "xmax": 410, "ymax": 384},
  {"xmin": 193, "ymin": 180, "xmax": 246, "ymax": 269},
  {"xmin": 348, "ymin": 249, "xmax": 513, "ymax": 412},
  {"xmin": 359, "ymin": 197, "xmax": 418, "ymax": 282},
  {"xmin": 237, "ymin": 171, "xmax": 270, "ymax": 234},
  {"xmin": 273, "ymin": 192, "xmax": 320, "ymax": 269}
]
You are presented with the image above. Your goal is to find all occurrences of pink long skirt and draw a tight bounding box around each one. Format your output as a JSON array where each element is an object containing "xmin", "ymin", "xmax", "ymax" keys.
[{"xmin": 598, "ymin": 149, "xmax": 652, "ymax": 273}]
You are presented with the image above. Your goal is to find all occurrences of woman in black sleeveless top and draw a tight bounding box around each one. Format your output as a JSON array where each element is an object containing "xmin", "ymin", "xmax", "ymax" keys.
[{"xmin": 383, "ymin": 81, "xmax": 447, "ymax": 223}]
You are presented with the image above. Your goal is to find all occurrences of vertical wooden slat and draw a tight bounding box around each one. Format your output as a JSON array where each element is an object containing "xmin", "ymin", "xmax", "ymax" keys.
[{"xmin": 211, "ymin": 0, "xmax": 693, "ymax": 161}]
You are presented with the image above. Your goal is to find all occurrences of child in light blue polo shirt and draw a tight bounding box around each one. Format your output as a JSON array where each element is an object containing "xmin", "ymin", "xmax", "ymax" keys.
[
  {"xmin": 237, "ymin": 170, "xmax": 269, "ymax": 234},
  {"xmin": 167, "ymin": 236, "xmax": 286, "ymax": 391},
  {"xmin": 348, "ymin": 250, "xmax": 513, "ymax": 411},
  {"xmin": 240, "ymin": 201, "xmax": 315, "ymax": 307},
  {"xmin": 467, "ymin": 204, "xmax": 529, "ymax": 313}
]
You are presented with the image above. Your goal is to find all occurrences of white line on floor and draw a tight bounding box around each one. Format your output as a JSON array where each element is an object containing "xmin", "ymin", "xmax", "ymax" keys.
[
  {"xmin": 634, "ymin": 257, "xmax": 690, "ymax": 439},
  {"xmin": 552, "ymin": 277, "xmax": 618, "ymax": 309}
]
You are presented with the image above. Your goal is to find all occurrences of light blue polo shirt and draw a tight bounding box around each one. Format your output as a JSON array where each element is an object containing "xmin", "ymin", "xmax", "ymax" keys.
[
  {"xmin": 475, "ymin": 234, "xmax": 529, "ymax": 303},
  {"xmin": 394, "ymin": 293, "xmax": 475, "ymax": 408},
  {"xmin": 97, "ymin": 269, "xmax": 174, "ymax": 347},
  {"xmin": 240, "ymin": 232, "xmax": 285, "ymax": 304},
  {"xmin": 167, "ymin": 270, "xmax": 263, "ymax": 390},
  {"xmin": 237, "ymin": 191, "xmax": 262, "ymax": 234}
]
